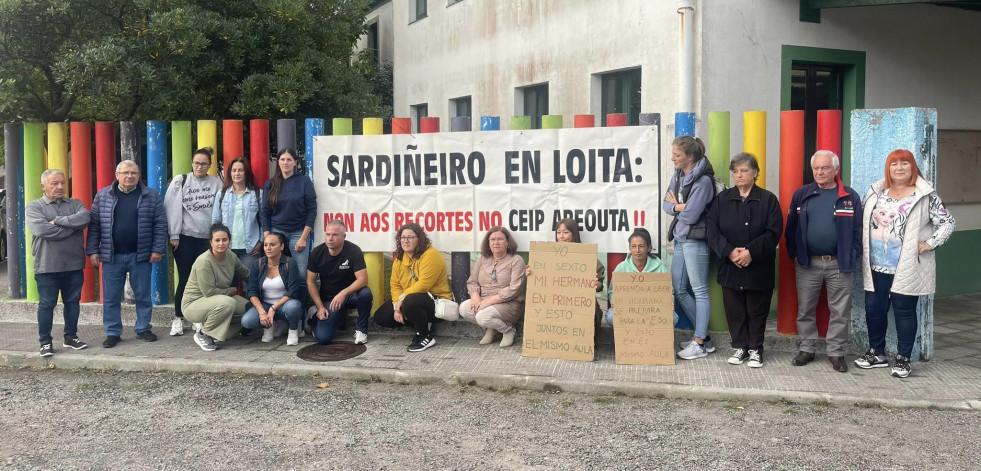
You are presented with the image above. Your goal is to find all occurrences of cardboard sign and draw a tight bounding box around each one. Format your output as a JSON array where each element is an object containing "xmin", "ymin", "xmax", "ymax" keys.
[
  {"xmin": 611, "ymin": 272, "xmax": 674, "ymax": 365},
  {"xmin": 521, "ymin": 241, "xmax": 598, "ymax": 362}
]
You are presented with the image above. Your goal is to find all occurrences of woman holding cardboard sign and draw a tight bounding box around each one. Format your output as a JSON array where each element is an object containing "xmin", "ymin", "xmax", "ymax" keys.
[
  {"xmin": 605, "ymin": 228, "xmax": 668, "ymax": 327},
  {"xmin": 459, "ymin": 227, "xmax": 527, "ymax": 348},
  {"xmin": 706, "ymin": 153, "xmax": 782, "ymax": 368},
  {"xmin": 374, "ymin": 223, "xmax": 453, "ymax": 352}
]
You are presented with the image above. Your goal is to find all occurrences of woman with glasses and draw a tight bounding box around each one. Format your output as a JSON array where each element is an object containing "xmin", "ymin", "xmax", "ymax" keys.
[
  {"xmin": 165, "ymin": 148, "xmax": 223, "ymax": 336},
  {"xmin": 373, "ymin": 223, "xmax": 452, "ymax": 352},
  {"xmin": 459, "ymin": 227, "xmax": 527, "ymax": 348}
]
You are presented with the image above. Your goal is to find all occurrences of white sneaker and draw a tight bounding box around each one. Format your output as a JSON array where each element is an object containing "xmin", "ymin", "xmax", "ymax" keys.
[
  {"xmin": 354, "ymin": 331, "xmax": 368, "ymax": 345},
  {"xmin": 169, "ymin": 318, "xmax": 184, "ymax": 336},
  {"xmin": 297, "ymin": 325, "xmax": 306, "ymax": 339},
  {"xmin": 681, "ymin": 337, "xmax": 716, "ymax": 353},
  {"xmin": 677, "ymin": 340, "xmax": 708, "ymax": 360},
  {"xmin": 287, "ymin": 329, "xmax": 299, "ymax": 346},
  {"xmin": 192, "ymin": 322, "xmax": 203, "ymax": 333},
  {"xmin": 272, "ymin": 320, "xmax": 288, "ymax": 338},
  {"xmin": 261, "ymin": 327, "xmax": 274, "ymax": 343}
]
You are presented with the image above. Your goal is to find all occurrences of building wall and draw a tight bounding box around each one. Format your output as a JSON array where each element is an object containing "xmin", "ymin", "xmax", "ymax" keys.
[{"xmin": 357, "ymin": 1, "xmax": 395, "ymax": 65}]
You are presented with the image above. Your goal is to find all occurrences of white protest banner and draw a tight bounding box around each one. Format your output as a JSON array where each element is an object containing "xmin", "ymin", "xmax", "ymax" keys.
[{"xmin": 312, "ymin": 125, "xmax": 661, "ymax": 251}]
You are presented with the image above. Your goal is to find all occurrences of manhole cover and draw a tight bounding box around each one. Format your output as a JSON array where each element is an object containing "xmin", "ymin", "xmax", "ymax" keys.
[{"xmin": 297, "ymin": 341, "xmax": 367, "ymax": 362}]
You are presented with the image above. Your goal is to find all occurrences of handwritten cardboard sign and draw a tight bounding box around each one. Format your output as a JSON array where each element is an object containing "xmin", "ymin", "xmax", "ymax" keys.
[
  {"xmin": 611, "ymin": 272, "xmax": 674, "ymax": 365},
  {"xmin": 522, "ymin": 241, "xmax": 598, "ymax": 362}
]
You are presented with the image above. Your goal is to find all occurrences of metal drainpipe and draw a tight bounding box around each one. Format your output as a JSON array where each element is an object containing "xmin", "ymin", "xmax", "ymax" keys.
[{"xmin": 678, "ymin": 0, "xmax": 694, "ymax": 114}]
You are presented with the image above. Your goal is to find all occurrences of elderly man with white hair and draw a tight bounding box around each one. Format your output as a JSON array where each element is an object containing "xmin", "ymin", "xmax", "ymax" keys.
[
  {"xmin": 25, "ymin": 168, "xmax": 91, "ymax": 357},
  {"xmin": 86, "ymin": 160, "xmax": 168, "ymax": 348},
  {"xmin": 784, "ymin": 150, "xmax": 863, "ymax": 373}
]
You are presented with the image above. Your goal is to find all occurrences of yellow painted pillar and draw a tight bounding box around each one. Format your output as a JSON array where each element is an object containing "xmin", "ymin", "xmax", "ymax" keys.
[
  {"xmin": 743, "ymin": 111, "xmax": 766, "ymax": 188},
  {"xmin": 197, "ymin": 120, "xmax": 218, "ymax": 176},
  {"xmin": 361, "ymin": 117, "xmax": 386, "ymax": 313}
]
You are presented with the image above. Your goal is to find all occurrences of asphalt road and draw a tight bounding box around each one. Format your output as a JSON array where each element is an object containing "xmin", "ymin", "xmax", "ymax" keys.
[{"xmin": 0, "ymin": 367, "xmax": 978, "ymax": 470}]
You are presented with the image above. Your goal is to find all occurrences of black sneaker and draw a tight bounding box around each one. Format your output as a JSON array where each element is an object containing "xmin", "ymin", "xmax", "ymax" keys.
[
  {"xmin": 103, "ymin": 335, "xmax": 121, "ymax": 348},
  {"xmin": 39, "ymin": 343, "xmax": 54, "ymax": 357},
  {"xmin": 407, "ymin": 334, "xmax": 436, "ymax": 352},
  {"xmin": 62, "ymin": 336, "xmax": 88, "ymax": 350},
  {"xmin": 136, "ymin": 330, "xmax": 158, "ymax": 342},
  {"xmin": 891, "ymin": 355, "xmax": 911, "ymax": 378},
  {"xmin": 854, "ymin": 348, "xmax": 888, "ymax": 369}
]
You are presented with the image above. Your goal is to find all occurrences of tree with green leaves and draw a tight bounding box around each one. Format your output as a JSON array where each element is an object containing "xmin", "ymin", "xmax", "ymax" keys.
[{"xmin": 0, "ymin": 0, "xmax": 391, "ymax": 123}]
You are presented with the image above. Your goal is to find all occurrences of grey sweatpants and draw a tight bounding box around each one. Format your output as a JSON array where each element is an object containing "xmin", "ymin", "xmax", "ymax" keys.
[{"xmin": 795, "ymin": 259, "xmax": 853, "ymax": 357}]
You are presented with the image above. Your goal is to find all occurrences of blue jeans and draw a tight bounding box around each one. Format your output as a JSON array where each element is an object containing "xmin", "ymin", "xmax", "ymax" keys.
[
  {"xmin": 312, "ymin": 287, "xmax": 373, "ymax": 345},
  {"xmin": 272, "ymin": 228, "xmax": 310, "ymax": 283},
  {"xmin": 241, "ymin": 299, "xmax": 303, "ymax": 330},
  {"xmin": 102, "ymin": 253, "xmax": 154, "ymax": 336},
  {"xmin": 865, "ymin": 271, "xmax": 920, "ymax": 358},
  {"xmin": 35, "ymin": 270, "xmax": 84, "ymax": 343},
  {"xmin": 671, "ymin": 240, "xmax": 711, "ymax": 340}
]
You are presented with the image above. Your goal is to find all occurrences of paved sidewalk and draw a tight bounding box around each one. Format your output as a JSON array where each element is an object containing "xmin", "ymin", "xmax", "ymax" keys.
[{"xmin": 2, "ymin": 320, "xmax": 979, "ymax": 411}]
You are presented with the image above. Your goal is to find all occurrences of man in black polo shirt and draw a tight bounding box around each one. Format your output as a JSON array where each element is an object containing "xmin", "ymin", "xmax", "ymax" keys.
[{"xmin": 306, "ymin": 219, "xmax": 372, "ymax": 344}]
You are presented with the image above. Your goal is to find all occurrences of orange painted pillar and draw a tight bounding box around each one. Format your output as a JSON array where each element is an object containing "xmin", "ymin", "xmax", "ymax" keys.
[
  {"xmin": 392, "ymin": 118, "xmax": 412, "ymax": 135},
  {"xmin": 574, "ymin": 114, "xmax": 595, "ymax": 128},
  {"xmin": 94, "ymin": 122, "xmax": 116, "ymax": 302},
  {"xmin": 250, "ymin": 120, "xmax": 270, "ymax": 188},
  {"xmin": 813, "ymin": 109, "xmax": 844, "ymax": 337},
  {"xmin": 778, "ymin": 111, "xmax": 805, "ymax": 335},
  {"xmin": 603, "ymin": 113, "xmax": 628, "ymax": 286},
  {"xmin": 223, "ymin": 119, "xmax": 244, "ymax": 172}
]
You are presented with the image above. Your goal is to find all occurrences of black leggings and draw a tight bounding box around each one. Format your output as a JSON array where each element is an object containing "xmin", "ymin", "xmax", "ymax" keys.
[
  {"xmin": 374, "ymin": 293, "xmax": 438, "ymax": 337},
  {"xmin": 172, "ymin": 235, "xmax": 211, "ymax": 318}
]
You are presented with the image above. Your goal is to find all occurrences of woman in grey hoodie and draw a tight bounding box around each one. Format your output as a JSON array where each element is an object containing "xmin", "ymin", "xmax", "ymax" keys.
[{"xmin": 165, "ymin": 148, "xmax": 224, "ymax": 336}]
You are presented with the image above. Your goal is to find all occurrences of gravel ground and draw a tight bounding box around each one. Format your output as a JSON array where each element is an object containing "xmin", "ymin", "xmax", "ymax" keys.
[{"xmin": 0, "ymin": 367, "xmax": 978, "ymax": 470}]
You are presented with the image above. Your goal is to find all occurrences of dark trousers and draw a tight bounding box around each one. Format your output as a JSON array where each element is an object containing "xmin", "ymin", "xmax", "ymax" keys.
[
  {"xmin": 722, "ymin": 287, "xmax": 773, "ymax": 352},
  {"xmin": 311, "ymin": 287, "xmax": 374, "ymax": 345},
  {"xmin": 865, "ymin": 271, "xmax": 919, "ymax": 358},
  {"xmin": 35, "ymin": 270, "xmax": 84, "ymax": 343},
  {"xmin": 374, "ymin": 293, "xmax": 437, "ymax": 337},
  {"xmin": 172, "ymin": 234, "xmax": 211, "ymax": 318}
]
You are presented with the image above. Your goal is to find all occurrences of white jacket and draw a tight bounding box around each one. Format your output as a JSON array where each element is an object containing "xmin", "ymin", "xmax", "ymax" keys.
[{"xmin": 861, "ymin": 178, "xmax": 953, "ymax": 296}]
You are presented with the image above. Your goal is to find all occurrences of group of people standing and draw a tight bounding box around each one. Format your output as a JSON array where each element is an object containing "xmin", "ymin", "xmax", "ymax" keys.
[
  {"xmin": 663, "ymin": 136, "xmax": 955, "ymax": 378},
  {"xmin": 27, "ymin": 137, "xmax": 955, "ymax": 379}
]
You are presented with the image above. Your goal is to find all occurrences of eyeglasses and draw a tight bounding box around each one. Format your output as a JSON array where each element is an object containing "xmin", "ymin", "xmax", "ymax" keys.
[
  {"xmin": 192, "ymin": 161, "xmax": 211, "ymax": 168},
  {"xmin": 116, "ymin": 171, "xmax": 139, "ymax": 176},
  {"xmin": 400, "ymin": 236, "xmax": 418, "ymax": 241}
]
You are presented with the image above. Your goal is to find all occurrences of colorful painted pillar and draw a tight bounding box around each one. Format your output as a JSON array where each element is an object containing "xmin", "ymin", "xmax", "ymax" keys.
[
  {"xmin": 249, "ymin": 120, "xmax": 270, "ymax": 188},
  {"xmin": 510, "ymin": 116, "xmax": 531, "ymax": 131},
  {"xmin": 4, "ymin": 123, "xmax": 23, "ymax": 298},
  {"xmin": 306, "ymin": 118, "xmax": 326, "ymax": 179},
  {"xmin": 277, "ymin": 119, "xmax": 297, "ymax": 155},
  {"xmin": 22, "ymin": 123, "xmax": 45, "ymax": 301},
  {"xmin": 603, "ymin": 113, "xmax": 629, "ymax": 302},
  {"xmin": 706, "ymin": 111, "xmax": 730, "ymax": 332},
  {"xmin": 449, "ymin": 116, "xmax": 472, "ymax": 304},
  {"xmin": 850, "ymin": 107, "xmax": 937, "ymax": 360},
  {"xmin": 743, "ymin": 111, "xmax": 766, "ymax": 188},
  {"xmin": 810, "ymin": 110, "xmax": 844, "ymax": 337},
  {"xmin": 672, "ymin": 112, "xmax": 696, "ymax": 331},
  {"xmin": 120, "ymin": 121, "xmax": 140, "ymax": 169},
  {"xmin": 70, "ymin": 122, "xmax": 95, "ymax": 302},
  {"xmin": 171, "ymin": 121, "xmax": 192, "ymax": 295},
  {"xmin": 574, "ymin": 115, "xmax": 595, "ymax": 128},
  {"xmin": 223, "ymin": 119, "xmax": 244, "ymax": 175},
  {"xmin": 480, "ymin": 117, "xmax": 500, "ymax": 131},
  {"xmin": 196, "ymin": 120, "xmax": 218, "ymax": 176},
  {"xmin": 47, "ymin": 123, "xmax": 68, "ymax": 175},
  {"xmin": 778, "ymin": 111, "xmax": 805, "ymax": 335},
  {"xmin": 94, "ymin": 122, "xmax": 116, "ymax": 302},
  {"xmin": 392, "ymin": 117, "xmax": 411, "ymax": 135},
  {"xmin": 147, "ymin": 121, "xmax": 169, "ymax": 305},
  {"xmin": 361, "ymin": 117, "xmax": 386, "ymax": 314},
  {"xmin": 541, "ymin": 115, "xmax": 563, "ymax": 129}
]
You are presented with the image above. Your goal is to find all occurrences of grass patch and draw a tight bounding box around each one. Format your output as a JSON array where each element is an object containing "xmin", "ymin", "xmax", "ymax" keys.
[
  {"xmin": 594, "ymin": 397, "xmax": 616, "ymax": 405},
  {"xmin": 527, "ymin": 396, "xmax": 543, "ymax": 405},
  {"xmin": 561, "ymin": 399, "xmax": 575, "ymax": 408}
]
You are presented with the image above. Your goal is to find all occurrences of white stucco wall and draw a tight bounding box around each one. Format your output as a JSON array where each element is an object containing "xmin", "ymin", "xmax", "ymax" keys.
[
  {"xmin": 356, "ymin": 1, "xmax": 395, "ymax": 65},
  {"xmin": 701, "ymin": 1, "xmax": 981, "ymax": 216}
]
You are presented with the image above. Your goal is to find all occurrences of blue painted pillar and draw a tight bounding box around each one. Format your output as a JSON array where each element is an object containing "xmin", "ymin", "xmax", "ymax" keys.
[
  {"xmin": 671, "ymin": 113, "xmax": 697, "ymax": 331},
  {"xmin": 850, "ymin": 107, "xmax": 938, "ymax": 361},
  {"xmin": 675, "ymin": 112, "xmax": 695, "ymax": 138},
  {"xmin": 147, "ymin": 121, "xmax": 169, "ymax": 305},
  {"xmin": 480, "ymin": 116, "xmax": 501, "ymax": 131},
  {"xmin": 304, "ymin": 118, "xmax": 324, "ymax": 179}
]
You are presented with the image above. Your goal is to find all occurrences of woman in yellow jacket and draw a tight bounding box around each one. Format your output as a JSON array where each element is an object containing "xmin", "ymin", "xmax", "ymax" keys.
[{"xmin": 373, "ymin": 223, "xmax": 453, "ymax": 352}]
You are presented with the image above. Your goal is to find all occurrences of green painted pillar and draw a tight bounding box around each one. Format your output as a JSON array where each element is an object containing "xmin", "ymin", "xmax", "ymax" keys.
[
  {"xmin": 23, "ymin": 122, "xmax": 45, "ymax": 301},
  {"xmin": 541, "ymin": 115, "xmax": 563, "ymax": 129},
  {"xmin": 171, "ymin": 121, "xmax": 192, "ymax": 293},
  {"xmin": 706, "ymin": 111, "xmax": 731, "ymax": 333},
  {"xmin": 511, "ymin": 116, "xmax": 531, "ymax": 130}
]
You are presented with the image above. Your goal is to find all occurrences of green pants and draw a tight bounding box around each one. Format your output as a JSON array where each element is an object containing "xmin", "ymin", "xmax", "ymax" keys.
[{"xmin": 183, "ymin": 295, "xmax": 248, "ymax": 341}]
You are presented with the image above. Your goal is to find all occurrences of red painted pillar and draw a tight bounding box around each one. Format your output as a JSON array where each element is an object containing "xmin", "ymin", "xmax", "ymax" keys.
[
  {"xmin": 813, "ymin": 109, "xmax": 844, "ymax": 337},
  {"xmin": 574, "ymin": 114, "xmax": 595, "ymax": 128},
  {"xmin": 778, "ymin": 111, "xmax": 805, "ymax": 334},
  {"xmin": 249, "ymin": 120, "xmax": 270, "ymax": 188},
  {"xmin": 223, "ymin": 119, "xmax": 244, "ymax": 173},
  {"xmin": 71, "ymin": 122, "xmax": 95, "ymax": 302},
  {"xmin": 94, "ymin": 122, "xmax": 116, "ymax": 302},
  {"xmin": 419, "ymin": 117, "xmax": 440, "ymax": 134}
]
